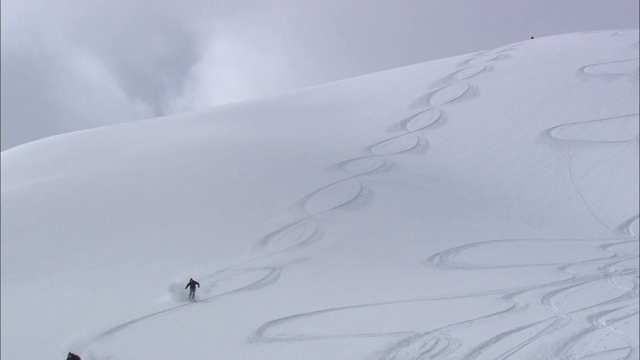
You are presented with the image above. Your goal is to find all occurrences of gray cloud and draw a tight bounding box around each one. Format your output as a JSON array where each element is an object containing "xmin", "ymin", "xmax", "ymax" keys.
[
  {"xmin": 2, "ymin": 0, "xmax": 638, "ymax": 150},
  {"xmin": 1, "ymin": 0, "xmax": 210, "ymax": 150}
]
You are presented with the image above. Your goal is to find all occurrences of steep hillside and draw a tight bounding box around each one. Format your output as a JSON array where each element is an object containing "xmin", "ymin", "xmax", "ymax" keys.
[{"xmin": 2, "ymin": 30, "xmax": 638, "ymax": 360}]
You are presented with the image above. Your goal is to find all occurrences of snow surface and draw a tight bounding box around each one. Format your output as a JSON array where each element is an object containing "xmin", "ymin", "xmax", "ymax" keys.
[{"xmin": 2, "ymin": 30, "xmax": 639, "ymax": 360}]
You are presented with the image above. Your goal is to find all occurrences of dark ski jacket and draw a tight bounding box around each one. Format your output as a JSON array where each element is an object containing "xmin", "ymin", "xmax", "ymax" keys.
[
  {"xmin": 185, "ymin": 279, "xmax": 200, "ymax": 290},
  {"xmin": 67, "ymin": 352, "xmax": 81, "ymax": 360}
]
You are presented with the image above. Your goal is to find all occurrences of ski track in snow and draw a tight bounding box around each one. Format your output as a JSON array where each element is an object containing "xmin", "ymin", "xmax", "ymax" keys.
[
  {"xmin": 544, "ymin": 111, "xmax": 639, "ymax": 234},
  {"xmin": 546, "ymin": 114, "xmax": 640, "ymax": 144},
  {"xmin": 579, "ymin": 58, "xmax": 639, "ymax": 76},
  {"xmin": 78, "ymin": 266, "xmax": 282, "ymax": 358},
  {"xmin": 254, "ymin": 108, "xmax": 444, "ymax": 254},
  {"xmin": 77, "ymin": 32, "xmax": 639, "ymax": 359},
  {"xmin": 248, "ymin": 233, "xmax": 638, "ymax": 359},
  {"xmin": 247, "ymin": 35, "xmax": 639, "ymax": 359}
]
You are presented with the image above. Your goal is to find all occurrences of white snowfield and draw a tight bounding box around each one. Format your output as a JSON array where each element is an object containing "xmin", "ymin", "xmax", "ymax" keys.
[{"xmin": 2, "ymin": 30, "xmax": 639, "ymax": 360}]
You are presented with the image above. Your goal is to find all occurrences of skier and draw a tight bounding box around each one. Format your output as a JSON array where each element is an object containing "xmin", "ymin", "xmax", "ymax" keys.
[
  {"xmin": 67, "ymin": 352, "xmax": 81, "ymax": 360},
  {"xmin": 185, "ymin": 278, "xmax": 200, "ymax": 302}
]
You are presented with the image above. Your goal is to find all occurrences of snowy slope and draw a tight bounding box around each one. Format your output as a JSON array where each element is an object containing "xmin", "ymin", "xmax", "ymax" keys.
[{"xmin": 1, "ymin": 30, "xmax": 639, "ymax": 360}]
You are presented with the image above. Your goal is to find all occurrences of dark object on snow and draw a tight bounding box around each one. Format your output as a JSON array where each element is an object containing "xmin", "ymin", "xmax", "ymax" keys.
[
  {"xmin": 185, "ymin": 278, "xmax": 200, "ymax": 301},
  {"xmin": 531, "ymin": 36, "xmax": 534, "ymax": 39},
  {"xmin": 67, "ymin": 352, "xmax": 81, "ymax": 360}
]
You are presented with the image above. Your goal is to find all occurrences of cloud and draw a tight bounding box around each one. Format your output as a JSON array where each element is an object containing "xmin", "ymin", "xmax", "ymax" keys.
[
  {"xmin": 1, "ymin": 0, "xmax": 210, "ymax": 150},
  {"xmin": 1, "ymin": 0, "xmax": 638, "ymax": 150}
]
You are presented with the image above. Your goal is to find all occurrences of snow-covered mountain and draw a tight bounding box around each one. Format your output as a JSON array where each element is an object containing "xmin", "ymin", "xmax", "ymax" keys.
[{"xmin": 2, "ymin": 30, "xmax": 639, "ymax": 360}]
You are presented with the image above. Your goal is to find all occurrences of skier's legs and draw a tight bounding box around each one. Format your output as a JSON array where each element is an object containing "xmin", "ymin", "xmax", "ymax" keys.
[{"xmin": 189, "ymin": 288, "xmax": 195, "ymax": 300}]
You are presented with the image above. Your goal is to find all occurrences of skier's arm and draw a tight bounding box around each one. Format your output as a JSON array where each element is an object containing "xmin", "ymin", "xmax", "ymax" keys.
[
  {"xmin": 185, "ymin": 283, "xmax": 189, "ymax": 289},
  {"xmin": 195, "ymin": 281, "xmax": 200, "ymax": 287}
]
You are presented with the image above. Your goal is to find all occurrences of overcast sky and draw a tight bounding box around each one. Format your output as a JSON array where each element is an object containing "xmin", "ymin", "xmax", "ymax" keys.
[{"xmin": 1, "ymin": 0, "xmax": 638, "ymax": 150}]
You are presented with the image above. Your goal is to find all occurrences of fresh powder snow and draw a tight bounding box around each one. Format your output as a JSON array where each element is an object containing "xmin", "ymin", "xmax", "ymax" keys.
[{"xmin": 1, "ymin": 30, "xmax": 639, "ymax": 359}]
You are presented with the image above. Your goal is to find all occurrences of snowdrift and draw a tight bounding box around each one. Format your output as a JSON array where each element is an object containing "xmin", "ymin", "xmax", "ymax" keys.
[{"xmin": 2, "ymin": 30, "xmax": 639, "ymax": 360}]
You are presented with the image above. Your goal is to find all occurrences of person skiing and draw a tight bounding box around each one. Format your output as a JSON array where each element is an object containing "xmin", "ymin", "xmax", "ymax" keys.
[
  {"xmin": 185, "ymin": 278, "xmax": 200, "ymax": 301},
  {"xmin": 67, "ymin": 352, "xmax": 81, "ymax": 360}
]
